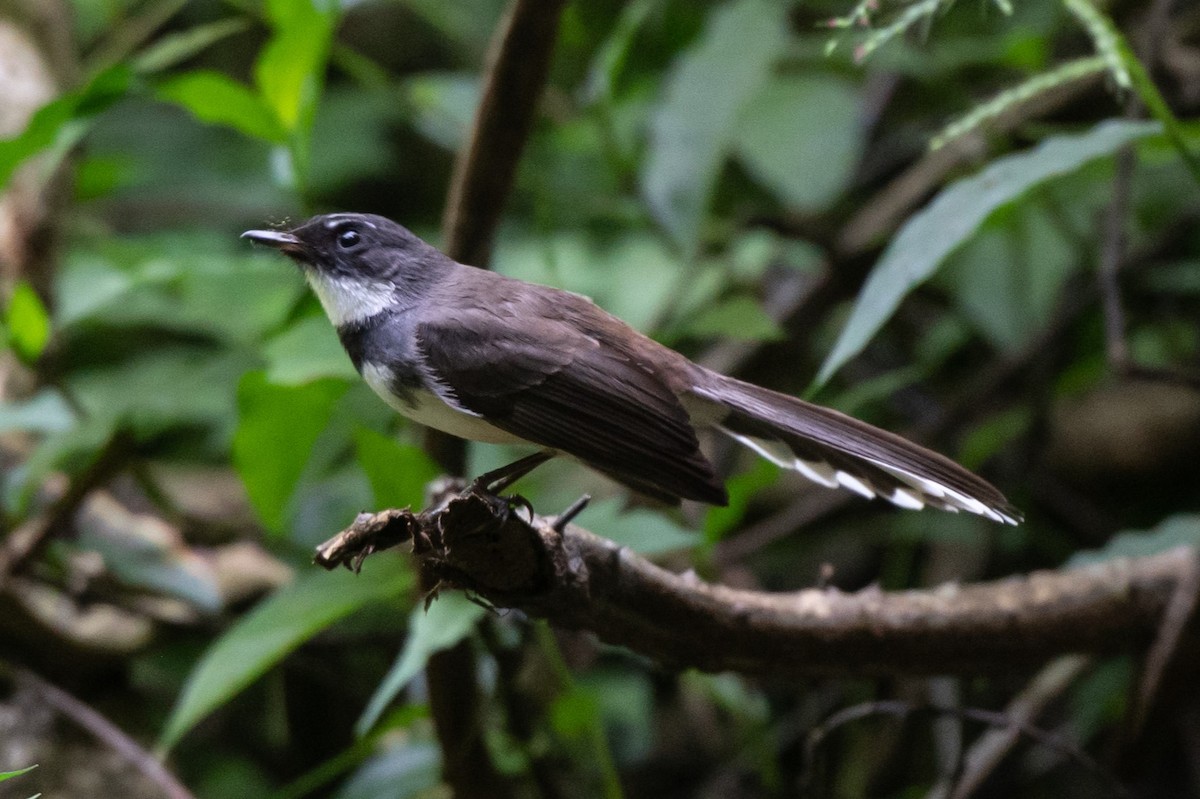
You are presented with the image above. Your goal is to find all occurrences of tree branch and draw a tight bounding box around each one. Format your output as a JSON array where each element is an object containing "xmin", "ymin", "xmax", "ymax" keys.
[{"xmin": 316, "ymin": 485, "xmax": 1192, "ymax": 678}]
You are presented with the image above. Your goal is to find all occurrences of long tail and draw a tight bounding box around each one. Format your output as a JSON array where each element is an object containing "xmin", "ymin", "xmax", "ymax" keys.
[{"xmin": 692, "ymin": 374, "xmax": 1022, "ymax": 524}]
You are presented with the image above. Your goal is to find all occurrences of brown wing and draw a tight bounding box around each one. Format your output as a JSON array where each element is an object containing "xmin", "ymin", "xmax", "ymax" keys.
[{"xmin": 414, "ymin": 306, "xmax": 727, "ymax": 505}]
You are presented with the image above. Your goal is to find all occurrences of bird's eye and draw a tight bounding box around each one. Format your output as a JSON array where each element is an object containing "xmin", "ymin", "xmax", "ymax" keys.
[{"xmin": 337, "ymin": 229, "xmax": 361, "ymax": 249}]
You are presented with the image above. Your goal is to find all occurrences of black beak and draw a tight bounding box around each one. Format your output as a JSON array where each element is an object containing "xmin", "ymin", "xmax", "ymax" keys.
[
  {"xmin": 242, "ymin": 229, "xmax": 302, "ymax": 249},
  {"xmin": 242, "ymin": 229, "xmax": 311, "ymax": 260}
]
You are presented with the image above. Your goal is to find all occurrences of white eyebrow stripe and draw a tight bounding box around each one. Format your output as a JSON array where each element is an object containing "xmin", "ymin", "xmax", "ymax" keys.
[{"xmin": 322, "ymin": 214, "xmax": 377, "ymax": 230}]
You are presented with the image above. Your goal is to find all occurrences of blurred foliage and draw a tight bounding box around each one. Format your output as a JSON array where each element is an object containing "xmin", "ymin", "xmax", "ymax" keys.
[{"xmin": 1, "ymin": 0, "xmax": 1199, "ymax": 797}]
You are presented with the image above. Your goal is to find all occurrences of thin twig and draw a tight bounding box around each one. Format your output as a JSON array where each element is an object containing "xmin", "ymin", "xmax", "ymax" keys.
[
  {"xmin": 804, "ymin": 698, "xmax": 1129, "ymax": 799},
  {"xmin": 10, "ymin": 666, "xmax": 196, "ymax": 799},
  {"xmin": 1098, "ymin": 144, "xmax": 1135, "ymax": 371},
  {"xmin": 950, "ymin": 655, "xmax": 1091, "ymax": 798},
  {"xmin": 1125, "ymin": 548, "xmax": 1200, "ymax": 742}
]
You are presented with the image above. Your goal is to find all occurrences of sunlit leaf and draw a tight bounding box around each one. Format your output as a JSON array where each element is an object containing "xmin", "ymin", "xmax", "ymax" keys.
[
  {"xmin": 356, "ymin": 592, "xmax": 486, "ymax": 736},
  {"xmin": 816, "ymin": 119, "xmax": 1161, "ymax": 386},
  {"xmin": 3, "ymin": 281, "xmax": 51, "ymax": 362},
  {"xmin": 233, "ymin": 372, "xmax": 350, "ymax": 532},
  {"xmin": 255, "ymin": 0, "xmax": 336, "ymax": 133},
  {"xmin": 641, "ymin": 0, "xmax": 788, "ymax": 255},
  {"xmin": 157, "ymin": 71, "xmax": 286, "ymax": 142},
  {"xmin": 160, "ymin": 565, "xmax": 412, "ymax": 751}
]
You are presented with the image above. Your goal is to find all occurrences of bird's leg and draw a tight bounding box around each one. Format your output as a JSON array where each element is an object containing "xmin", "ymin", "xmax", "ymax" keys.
[{"xmin": 470, "ymin": 449, "xmax": 555, "ymax": 495}]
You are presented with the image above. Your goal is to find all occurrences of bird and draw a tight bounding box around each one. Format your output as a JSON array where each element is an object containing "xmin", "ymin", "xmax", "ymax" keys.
[{"xmin": 243, "ymin": 212, "xmax": 1021, "ymax": 524}]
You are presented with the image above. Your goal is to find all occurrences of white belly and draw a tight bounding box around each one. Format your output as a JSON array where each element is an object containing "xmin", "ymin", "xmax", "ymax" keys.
[{"xmin": 362, "ymin": 363, "xmax": 524, "ymax": 445}]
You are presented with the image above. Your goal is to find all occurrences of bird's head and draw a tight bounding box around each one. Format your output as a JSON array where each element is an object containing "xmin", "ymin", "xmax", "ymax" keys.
[{"xmin": 243, "ymin": 212, "xmax": 446, "ymax": 326}]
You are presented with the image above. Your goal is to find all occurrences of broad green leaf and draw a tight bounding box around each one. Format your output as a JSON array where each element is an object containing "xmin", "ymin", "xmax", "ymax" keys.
[
  {"xmin": 4, "ymin": 281, "xmax": 51, "ymax": 362},
  {"xmin": 676, "ymin": 294, "xmax": 783, "ymax": 342},
  {"xmin": 1069, "ymin": 515, "xmax": 1200, "ymax": 568},
  {"xmin": 816, "ymin": 119, "xmax": 1161, "ymax": 386},
  {"xmin": 496, "ymin": 232, "xmax": 682, "ymax": 333},
  {"xmin": 0, "ymin": 766, "xmax": 36, "ymax": 782},
  {"xmin": 735, "ymin": 74, "xmax": 863, "ymax": 212},
  {"xmin": 938, "ymin": 177, "xmax": 1091, "ymax": 353},
  {"xmin": 0, "ymin": 65, "xmax": 132, "ymax": 191},
  {"xmin": 59, "ymin": 235, "xmax": 303, "ymax": 343},
  {"xmin": 233, "ymin": 372, "xmax": 350, "ymax": 532},
  {"xmin": 353, "ymin": 428, "xmax": 441, "ymax": 510},
  {"xmin": 357, "ymin": 592, "xmax": 486, "ymax": 736},
  {"xmin": 641, "ymin": 0, "xmax": 789, "ymax": 255},
  {"xmin": 255, "ymin": 0, "xmax": 336, "ymax": 133},
  {"xmin": 264, "ymin": 316, "xmax": 357, "ymax": 385},
  {"xmin": 156, "ymin": 71, "xmax": 286, "ymax": 143},
  {"xmin": 160, "ymin": 565, "xmax": 413, "ymax": 751},
  {"xmin": 581, "ymin": 498, "xmax": 695, "ymax": 555},
  {"xmin": 67, "ymin": 347, "xmax": 255, "ymax": 442}
]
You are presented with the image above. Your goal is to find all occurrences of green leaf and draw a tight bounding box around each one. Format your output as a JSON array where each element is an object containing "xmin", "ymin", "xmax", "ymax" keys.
[
  {"xmin": 160, "ymin": 565, "xmax": 413, "ymax": 752},
  {"xmin": 356, "ymin": 592, "xmax": 486, "ymax": 736},
  {"xmin": 581, "ymin": 498, "xmax": 695, "ymax": 555},
  {"xmin": 676, "ymin": 294, "xmax": 783, "ymax": 342},
  {"xmin": 641, "ymin": 0, "xmax": 789, "ymax": 255},
  {"xmin": 1069, "ymin": 515, "xmax": 1200, "ymax": 568},
  {"xmin": 254, "ymin": 0, "xmax": 336, "ymax": 133},
  {"xmin": 404, "ymin": 73, "xmax": 479, "ymax": 151},
  {"xmin": 59, "ymin": 234, "xmax": 303, "ymax": 343},
  {"xmin": 815, "ymin": 119, "xmax": 1161, "ymax": 386},
  {"xmin": 496, "ymin": 232, "xmax": 683, "ymax": 333},
  {"xmin": 735, "ymin": 74, "xmax": 863, "ymax": 212},
  {"xmin": 233, "ymin": 372, "xmax": 350, "ymax": 532},
  {"xmin": 703, "ymin": 459, "xmax": 778, "ymax": 543},
  {"xmin": 0, "ymin": 766, "xmax": 36, "ymax": 782},
  {"xmin": 264, "ymin": 315, "xmax": 358, "ymax": 385},
  {"xmin": 156, "ymin": 71, "xmax": 286, "ymax": 143},
  {"xmin": 4, "ymin": 281, "xmax": 51, "ymax": 362},
  {"xmin": 67, "ymin": 347, "xmax": 255, "ymax": 442},
  {"xmin": 135, "ymin": 18, "xmax": 252, "ymax": 74},
  {"xmin": 551, "ymin": 687, "xmax": 601, "ymax": 739},
  {"xmin": 0, "ymin": 65, "xmax": 132, "ymax": 191},
  {"xmin": 937, "ymin": 185, "xmax": 1087, "ymax": 352},
  {"xmin": 353, "ymin": 428, "xmax": 442, "ymax": 510}
]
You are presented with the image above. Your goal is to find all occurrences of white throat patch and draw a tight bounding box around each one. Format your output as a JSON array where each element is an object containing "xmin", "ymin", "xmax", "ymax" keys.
[{"xmin": 305, "ymin": 270, "xmax": 396, "ymax": 326}]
